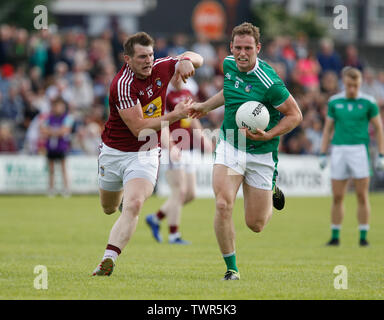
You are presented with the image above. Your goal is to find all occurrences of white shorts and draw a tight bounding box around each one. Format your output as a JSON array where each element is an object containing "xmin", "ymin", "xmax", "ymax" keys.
[
  {"xmin": 98, "ymin": 143, "xmax": 160, "ymax": 191},
  {"xmin": 160, "ymin": 149, "xmax": 195, "ymax": 173},
  {"xmin": 330, "ymin": 144, "xmax": 370, "ymax": 180},
  {"xmin": 214, "ymin": 139, "xmax": 278, "ymax": 190}
]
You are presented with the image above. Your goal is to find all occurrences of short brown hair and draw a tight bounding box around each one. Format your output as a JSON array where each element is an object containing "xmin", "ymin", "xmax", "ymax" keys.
[
  {"xmin": 342, "ymin": 66, "xmax": 362, "ymax": 81},
  {"xmin": 123, "ymin": 32, "xmax": 155, "ymax": 57},
  {"xmin": 231, "ymin": 22, "xmax": 260, "ymax": 45}
]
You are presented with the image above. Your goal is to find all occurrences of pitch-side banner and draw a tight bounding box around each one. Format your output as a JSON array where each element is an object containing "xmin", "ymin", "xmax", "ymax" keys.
[
  {"xmin": 0, "ymin": 154, "xmax": 331, "ymax": 196},
  {"xmin": 0, "ymin": 155, "xmax": 98, "ymax": 194}
]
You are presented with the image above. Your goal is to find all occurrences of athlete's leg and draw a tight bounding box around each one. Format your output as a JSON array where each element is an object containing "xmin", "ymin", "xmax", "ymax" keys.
[
  {"xmin": 107, "ymin": 178, "xmax": 154, "ymax": 250},
  {"xmin": 93, "ymin": 178, "xmax": 154, "ymax": 276},
  {"xmin": 99, "ymin": 188, "xmax": 124, "ymax": 215},
  {"xmin": 353, "ymin": 177, "xmax": 370, "ymax": 224},
  {"xmin": 327, "ymin": 179, "xmax": 349, "ymax": 245},
  {"xmin": 331, "ymin": 179, "xmax": 349, "ymax": 225},
  {"xmin": 213, "ymin": 164, "xmax": 243, "ymax": 255},
  {"xmin": 183, "ymin": 171, "xmax": 196, "ymax": 205},
  {"xmin": 160, "ymin": 169, "xmax": 186, "ymax": 226},
  {"xmin": 243, "ymin": 183, "xmax": 273, "ymax": 233},
  {"xmin": 353, "ymin": 177, "xmax": 370, "ymax": 245}
]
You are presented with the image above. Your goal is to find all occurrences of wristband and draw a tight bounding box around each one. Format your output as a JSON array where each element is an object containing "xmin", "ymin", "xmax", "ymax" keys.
[{"xmin": 179, "ymin": 57, "xmax": 192, "ymax": 62}]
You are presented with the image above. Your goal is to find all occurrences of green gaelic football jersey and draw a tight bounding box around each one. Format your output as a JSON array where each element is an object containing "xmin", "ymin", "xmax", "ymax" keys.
[
  {"xmin": 221, "ymin": 56, "xmax": 290, "ymax": 154},
  {"xmin": 327, "ymin": 92, "xmax": 379, "ymax": 146}
]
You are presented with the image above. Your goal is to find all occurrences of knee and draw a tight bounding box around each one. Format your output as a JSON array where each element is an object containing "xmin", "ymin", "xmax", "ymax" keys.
[
  {"xmin": 216, "ymin": 197, "xmax": 234, "ymax": 219},
  {"xmin": 356, "ymin": 192, "xmax": 368, "ymax": 205},
  {"xmin": 333, "ymin": 194, "xmax": 344, "ymax": 205},
  {"xmin": 183, "ymin": 190, "xmax": 196, "ymax": 204},
  {"xmin": 246, "ymin": 219, "xmax": 266, "ymax": 233},
  {"xmin": 102, "ymin": 205, "xmax": 118, "ymax": 215},
  {"xmin": 123, "ymin": 198, "xmax": 144, "ymax": 215}
]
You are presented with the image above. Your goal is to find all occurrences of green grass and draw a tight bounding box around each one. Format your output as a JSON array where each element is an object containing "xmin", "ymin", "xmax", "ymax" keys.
[{"xmin": 0, "ymin": 193, "xmax": 383, "ymax": 300}]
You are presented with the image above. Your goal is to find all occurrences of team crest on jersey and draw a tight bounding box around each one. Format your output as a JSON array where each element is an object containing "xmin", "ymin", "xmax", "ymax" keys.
[
  {"xmin": 245, "ymin": 84, "xmax": 252, "ymax": 93},
  {"xmin": 155, "ymin": 78, "xmax": 162, "ymax": 88}
]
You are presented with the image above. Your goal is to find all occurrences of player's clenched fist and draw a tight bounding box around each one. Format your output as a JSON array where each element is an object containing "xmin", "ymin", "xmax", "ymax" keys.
[{"xmin": 175, "ymin": 58, "xmax": 195, "ymax": 83}]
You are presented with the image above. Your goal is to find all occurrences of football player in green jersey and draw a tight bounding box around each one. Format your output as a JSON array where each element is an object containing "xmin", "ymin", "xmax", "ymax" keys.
[
  {"xmin": 190, "ymin": 22, "xmax": 302, "ymax": 280},
  {"xmin": 319, "ymin": 67, "xmax": 384, "ymax": 247}
]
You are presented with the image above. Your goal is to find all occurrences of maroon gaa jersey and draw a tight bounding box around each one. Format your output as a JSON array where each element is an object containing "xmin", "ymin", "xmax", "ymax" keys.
[
  {"xmin": 166, "ymin": 88, "xmax": 193, "ymax": 151},
  {"xmin": 101, "ymin": 56, "xmax": 179, "ymax": 152}
]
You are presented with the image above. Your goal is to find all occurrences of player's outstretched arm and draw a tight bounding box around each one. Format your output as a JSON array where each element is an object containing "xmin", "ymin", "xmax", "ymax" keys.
[
  {"xmin": 118, "ymin": 99, "xmax": 192, "ymax": 137},
  {"xmin": 244, "ymin": 95, "xmax": 302, "ymax": 141},
  {"xmin": 189, "ymin": 89, "xmax": 225, "ymax": 119}
]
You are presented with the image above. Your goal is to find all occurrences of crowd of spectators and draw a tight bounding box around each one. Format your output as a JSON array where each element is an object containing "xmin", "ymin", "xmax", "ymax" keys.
[{"xmin": 1, "ymin": 24, "xmax": 384, "ymax": 156}]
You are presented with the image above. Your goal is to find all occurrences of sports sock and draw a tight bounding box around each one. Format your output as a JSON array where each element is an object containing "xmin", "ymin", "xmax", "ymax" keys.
[
  {"xmin": 103, "ymin": 244, "xmax": 121, "ymax": 262},
  {"xmin": 169, "ymin": 225, "xmax": 178, "ymax": 234},
  {"xmin": 331, "ymin": 224, "xmax": 341, "ymax": 240},
  {"xmin": 223, "ymin": 252, "xmax": 238, "ymax": 272},
  {"xmin": 156, "ymin": 210, "xmax": 166, "ymax": 221},
  {"xmin": 359, "ymin": 224, "xmax": 369, "ymax": 241}
]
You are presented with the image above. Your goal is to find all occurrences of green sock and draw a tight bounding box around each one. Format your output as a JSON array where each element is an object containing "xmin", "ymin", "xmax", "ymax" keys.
[
  {"xmin": 360, "ymin": 230, "xmax": 367, "ymax": 241},
  {"xmin": 331, "ymin": 228, "xmax": 340, "ymax": 240},
  {"xmin": 223, "ymin": 252, "xmax": 238, "ymax": 272}
]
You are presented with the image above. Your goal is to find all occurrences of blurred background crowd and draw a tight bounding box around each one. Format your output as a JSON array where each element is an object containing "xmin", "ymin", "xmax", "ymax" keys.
[{"xmin": 1, "ymin": 22, "xmax": 384, "ymax": 156}]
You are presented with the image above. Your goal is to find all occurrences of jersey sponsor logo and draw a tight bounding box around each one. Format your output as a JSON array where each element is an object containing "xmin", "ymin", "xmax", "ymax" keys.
[{"xmin": 142, "ymin": 96, "xmax": 162, "ymax": 118}]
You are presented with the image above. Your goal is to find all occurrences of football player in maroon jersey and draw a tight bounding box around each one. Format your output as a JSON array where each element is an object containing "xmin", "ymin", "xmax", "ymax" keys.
[
  {"xmin": 93, "ymin": 32, "xmax": 203, "ymax": 276},
  {"xmin": 146, "ymin": 76, "xmax": 213, "ymax": 244}
]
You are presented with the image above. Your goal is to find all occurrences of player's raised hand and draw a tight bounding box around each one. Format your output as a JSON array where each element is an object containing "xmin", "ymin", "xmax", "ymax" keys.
[
  {"xmin": 241, "ymin": 127, "xmax": 272, "ymax": 141},
  {"xmin": 175, "ymin": 59, "xmax": 195, "ymax": 83}
]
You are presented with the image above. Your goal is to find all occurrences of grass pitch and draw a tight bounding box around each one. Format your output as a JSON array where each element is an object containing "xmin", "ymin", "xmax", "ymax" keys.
[{"xmin": 0, "ymin": 193, "xmax": 383, "ymax": 300}]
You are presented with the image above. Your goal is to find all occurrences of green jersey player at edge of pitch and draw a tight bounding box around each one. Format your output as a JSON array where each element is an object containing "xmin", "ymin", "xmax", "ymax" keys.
[
  {"xmin": 319, "ymin": 66, "xmax": 384, "ymax": 247},
  {"xmin": 189, "ymin": 22, "xmax": 302, "ymax": 281}
]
